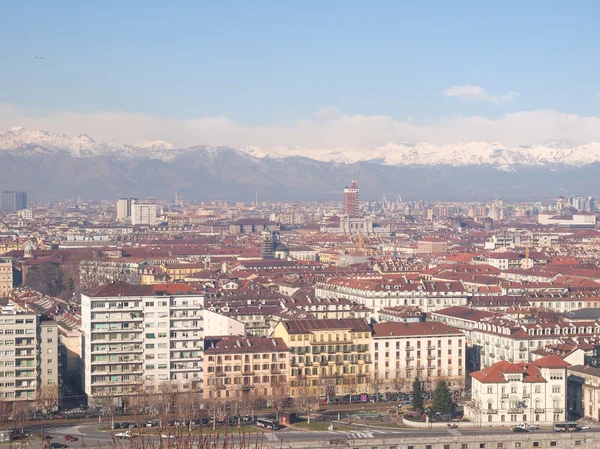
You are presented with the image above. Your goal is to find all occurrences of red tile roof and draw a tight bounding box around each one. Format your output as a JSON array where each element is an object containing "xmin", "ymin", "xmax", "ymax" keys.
[
  {"xmin": 372, "ymin": 321, "xmax": 464, "ymax": 338},
  {"xmin": 281, "ymin": 318, "xmax": 371, "ymax": 334}
]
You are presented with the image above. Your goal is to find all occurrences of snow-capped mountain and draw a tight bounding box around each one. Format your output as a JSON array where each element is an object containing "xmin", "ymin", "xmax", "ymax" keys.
[
  {"xmin": 1, "ymin": 127, "xmax": 599, "ymax": 202},
  {"xmin": 2, "ymin": 126, "xmax": 600, "ymax": 169}
]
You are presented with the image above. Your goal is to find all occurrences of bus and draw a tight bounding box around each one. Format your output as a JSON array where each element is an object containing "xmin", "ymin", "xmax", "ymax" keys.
[
  {"xmin": 256, "ymin": 418, "xmax": 280, "ymax": 431},
  {"xmin": 553, "ymin": 422, "xmax": 580, "ymax": 432}
]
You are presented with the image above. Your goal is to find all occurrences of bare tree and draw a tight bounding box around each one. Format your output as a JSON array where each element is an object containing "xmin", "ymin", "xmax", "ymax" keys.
[
  {"xmin": 295, "ymin": 380, "xmax": 320, "ymax": 424},
  {"xmin": 269, "ymin": 379, "xmax": 289, "ymax": 421},
  {"xmin": 392, "ymin": 370, "xmax": 407, "ymax": 396},
  {"xmin": 370, "ymin": 371, "xmax": 384, "ymax": 401},
  {"xmin": 36, "ymin": 385, "xmax": 59, "ymax": 414}
]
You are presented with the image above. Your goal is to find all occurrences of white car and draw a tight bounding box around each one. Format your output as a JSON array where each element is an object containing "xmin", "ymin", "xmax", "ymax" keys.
[
  {"xmin": 115, "ymin": 431, "xmax": 133, "ymax": 439},
  {"xmin": 579, "ymin": 424, "xmax": 590, "ymax": 430},
  {"xmin": 515, "ymin": 423, "xmax": 540, "ymax": 431},
  {"xmin": 161, "ymin": 434, "xmax": 176, "ymax": 440}
]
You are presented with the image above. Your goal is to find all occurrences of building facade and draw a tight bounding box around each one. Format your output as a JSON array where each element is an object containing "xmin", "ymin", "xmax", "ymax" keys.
[
  {"xmin": 80, "ymin": 282, "xmax": 244, "ymax": 403},
  {"xmin": 0, "ymin": 257, "xmax": 12, "ymax": 298},
  {"xmin": 202, "ymin": 336, "xmax": 290, "ymax": 400},
  {"xmin": 371, "ymin": 322, "xmax": 466, "ymax": 393},
  {"xmin": 273, "ymin": 318, "xmax": 372, "ymax": 398},
  {"xmin": 1, "ymin": 190, "xmax": 27, "ymax": 214},
  {"xmin": 466, "ymin": 356, "xmax": 569, "ymax": 425},
  {"xmin": 131, "ymin": 203, "xmax": 158, "ymax": 226},
  {"xmin": 343, "ymin": 179, "xmax": 360, "ymax": 218},
  {"xmin": 0, "ymin": 305, "xmax": 59, "ymax": 408}
]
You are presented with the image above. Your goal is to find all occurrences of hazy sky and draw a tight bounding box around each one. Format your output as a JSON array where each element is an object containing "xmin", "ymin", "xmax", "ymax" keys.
[{"xmin": 1, "ymin": 1, "xmax": 599, "ymax": 149}]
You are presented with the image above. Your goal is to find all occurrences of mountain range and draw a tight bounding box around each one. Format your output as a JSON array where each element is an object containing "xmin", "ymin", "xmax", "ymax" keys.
[{"xmin": 1, "ymin": 127, "xmax": 599, "ymax": 202}]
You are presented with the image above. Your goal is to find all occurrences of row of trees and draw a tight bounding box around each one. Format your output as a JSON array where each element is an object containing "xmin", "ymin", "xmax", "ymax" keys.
[{"xmin": 412, "ymin": 378, "xmax": 455, "ymax": 413}]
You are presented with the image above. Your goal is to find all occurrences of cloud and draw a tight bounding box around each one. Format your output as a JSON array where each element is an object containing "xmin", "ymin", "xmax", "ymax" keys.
[
  {"xmin": 315, "ymin": 106, "xmax": 342, "ymax": 120},
  {"xmin": 445, "ymin": 85, "xmax": 520, "ymax": 104},
  {"xmin": 1, "ymin": 104, "xmax": 600, "ymax": 153}
]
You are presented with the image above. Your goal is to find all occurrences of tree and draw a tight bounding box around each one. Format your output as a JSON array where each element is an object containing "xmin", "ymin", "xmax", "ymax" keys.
[
  {"xmin": 295, "ymin": 379, "xmax": 320, "ymax": 424},
  {"xmin": 393, "ymin": 371, "xmax": 407, "ymax": 395},
  {"xmin": 36, "ymin": 385, "xmax": 59, "ymax": 414},
  {"xmin": 370, "ymin": 371, "xmax": 383, "ymax": 401},
  {"xmin": 432, "ymin": 379, "xmax": 455, "ymax": 413},
  {"xmin": 270, "ymin": 380, "xmax": 289, "ymax": 421},
  {"xmin": 412, "ymin": 378, "xmax": 424, "ymax": 410},
  {"xmin": 24, "ymin": 263, "xmax": 66, "ymax": 297}
]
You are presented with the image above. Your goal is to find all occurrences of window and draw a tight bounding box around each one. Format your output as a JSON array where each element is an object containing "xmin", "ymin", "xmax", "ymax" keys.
[
  {"xmin": 533, "ymin": 443, "xmax": 539, "ymax": 448},
  {"xmin": 480, "ymin": 445, "xmax": 486, "ymax": 449},
  {"xmin": 550, "ymin": 442, "xmax": 557, "ymax": 447},
  {"xmin": 497, "ymin": 444, "xmax": 504, "ymax": 449},
  {"xmin": 426, "ymin": 446, "xmax": 432, "ymax": 449}
]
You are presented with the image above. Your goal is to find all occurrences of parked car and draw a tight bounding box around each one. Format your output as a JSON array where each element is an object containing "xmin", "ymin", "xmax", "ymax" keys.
[
  {"xmin": 578, "ymin": 424, "xmax": 590, "ymax": 431},
  {"xmin": 64, "ymin": 435, "xmax": 78, "ymax": 442},
  {"xmin": 513, "ymin": 426, "xmax": 529, "ymax": 433}
]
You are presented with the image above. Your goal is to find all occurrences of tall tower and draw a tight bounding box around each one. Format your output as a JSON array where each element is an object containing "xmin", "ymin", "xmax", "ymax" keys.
[
  {"xmin": 261, "ymin": 231, "xmax": 274, "ymax": 260},
  {"xmin": 343, "ymin": 179, "xmax": 360, "ymax": 218}
]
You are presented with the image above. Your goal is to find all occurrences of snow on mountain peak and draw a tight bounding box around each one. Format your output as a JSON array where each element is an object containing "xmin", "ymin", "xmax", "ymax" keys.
[
  {"xmin": 134, "ymin": 140, "xmax": 175, "ymax": 150},
  {"xmin": 2, "ymin": 127, "xmax": 600, "ymax": 169}
]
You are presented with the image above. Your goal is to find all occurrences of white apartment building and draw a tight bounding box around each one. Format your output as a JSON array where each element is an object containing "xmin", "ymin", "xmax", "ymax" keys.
[
  {"xmin": 470, "ymin": 317, "xmax": 600, "ymax": 369},
  {"xmin": 466, "ymin": 356, "xmax": 569, "ymax": 425},
  {"xmin": 371, "ymin": 322, "xmax": 466, "ymax": 392},
  {"xmin": 131, "ymin": 203, "xmax": 157, "ymax": 226},
  {"xmin": 81, "ymin": 282, "xmax": 244, "ymax": 403},
  {"xmin": 315, "ymin": 277, "xmax": 469, "ymax": 314},
  {"xmin": 0, "ymin": 257, "xmax": 12, "ymax": 298},
  {"xmin": 0, "ymin": 305, "xmax": 59, "ymax": 407}
]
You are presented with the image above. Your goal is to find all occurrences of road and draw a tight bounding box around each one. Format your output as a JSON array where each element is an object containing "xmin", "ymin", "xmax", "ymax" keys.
[{"xmin": 35, "ymin": 421, "xmax": 600, "ymax": 448}]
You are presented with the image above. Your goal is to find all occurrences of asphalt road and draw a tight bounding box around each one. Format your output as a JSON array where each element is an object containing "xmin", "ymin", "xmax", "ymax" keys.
[{"xmin": 35, "ymin": 421, "xmax": 600, "ymax": 448}]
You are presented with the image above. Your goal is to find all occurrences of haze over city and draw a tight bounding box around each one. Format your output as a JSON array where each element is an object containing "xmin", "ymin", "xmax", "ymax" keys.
[{"xmin": 2, "ymin": 2, "xmax": 600, "ymax": 449}]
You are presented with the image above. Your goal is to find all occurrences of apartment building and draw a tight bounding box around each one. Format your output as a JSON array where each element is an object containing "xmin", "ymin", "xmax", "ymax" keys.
[
  {"xmin": 273, "ymin": 318, "xmax": 372, "ymax": 398},
  {"xmin": 466, "ymin": 356, "xmax": 569, "ymax": 425},
  {"xmin": 202, "ymin": 336, "xmax": 289, "ymax": 400},
  {"xmin": 371, "ymin": 322, "xmax": 466, "ymax": 393},
  {"xmin": 315, "ymin": 277, "xmax": 468, "ymax": 314},
  {"xmin": 131, "ymin": 203, "xmax": 158, "ymax": 226},
  {"xmin": 0, "ymin": 305, "xmax": 59, "ymax": 407},
  {"xmin": 470, "ymin": 317, "xmax": 600, "ymax": 369},
  {"xmin": 81, "ymin": 282, "xmax": 244, "ymax": 403},
  {"xmin": 0, "ymin": 257, "xmax": 12, "ymax": 298}
]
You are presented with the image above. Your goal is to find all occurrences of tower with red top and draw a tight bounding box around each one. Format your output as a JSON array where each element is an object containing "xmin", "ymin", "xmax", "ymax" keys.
[{"xmin": 343, "ymin": 178, "xmax": 360, "ymax": 217}]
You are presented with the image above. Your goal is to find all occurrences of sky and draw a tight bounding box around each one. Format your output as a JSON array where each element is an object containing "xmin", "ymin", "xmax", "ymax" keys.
[{"xmin": 1, "ymin": 1, "xmax": 600, "ymax": 150}]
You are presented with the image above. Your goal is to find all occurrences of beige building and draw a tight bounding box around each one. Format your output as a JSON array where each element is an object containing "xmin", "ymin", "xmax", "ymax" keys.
[
  {"xmin": 371, "ymin": 322, "xmax": 466, "ymax": 393},
  {"xmin": 273, "ymin": 318, "xmax": 372, "ymax": 398},
  {"xmin": 203, "ymin": 336, "xmax": 289, "ymax": 400},
  {"xmin": 568, "ymin": 365, "xmax": 600, "ymax": 422},
  {"xmin": 0, "ymin": 257, "xmax": 13, "ymax": 298},
  {"xmin": 0, "ymin": 304, "xmax": 59, "ymax": 409}
]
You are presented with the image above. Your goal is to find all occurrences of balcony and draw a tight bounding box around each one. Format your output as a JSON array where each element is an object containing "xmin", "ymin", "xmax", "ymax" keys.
[
  {"xmin": 427, "ymin": 345, "xmax": 436, "ymax": 351},
  {"xmin": 427, "ymin": 355, "xmax": 436, "ymax": 360},
  {"xmin": 523, "ymin": 393, "xmax": 530, "ymax": 398},
  {"xmin": 485, "ymin": 409, "xmax": 497, "ymax": 414},
  {"xmin": 405, "ymin": 346, "xmax": 414, "ymax": 352},
  {"xmin": 501, "ymin": 394, "xmax": 508, "ymax": 399},
  {"xmin": 534, "ymin": 408, "xmax": 544, "ymax": 414},
  {"xmin": 405, "ymin": 356, "xmax": 414, "ymax": 361},
  {"xmin": 508, "ymin": 408, "xmax": 524, "ymax": 414},
  {"xmin": 554, "ymin": 408, "xmax": 563, "ymax": 413}
]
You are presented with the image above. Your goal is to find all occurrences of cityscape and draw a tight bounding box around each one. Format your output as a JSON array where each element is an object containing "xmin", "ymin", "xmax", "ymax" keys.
[{"xmin": 3, "ymin": 1, "xmax": 600, "ymax": 448}]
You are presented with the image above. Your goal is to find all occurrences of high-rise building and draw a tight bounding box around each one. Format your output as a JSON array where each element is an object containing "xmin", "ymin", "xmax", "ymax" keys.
[
  {"xmin": 116, "ymin": 198, "xmax": 137, "ymax": 221},
  {"xmin": 0, "ymin": 304, "xmax": 59, "ymax": 406},
  {"xmin": 131, "ymin": 202, "xmax": 157, "ymax": 225},
  {"xmin": 343, "ymin": 179, "xmax": 360, "ymax": 218},
  {"xmin": 0, "ymin": 257, "xmax": 13, "ymax": 298},
  {"xmin": 1, "ymin": 191, "xmax": 27, "ymax": 214},
  {"xmin": 80, "ymin": 282, "xmax": 244, "ymax": 403}
]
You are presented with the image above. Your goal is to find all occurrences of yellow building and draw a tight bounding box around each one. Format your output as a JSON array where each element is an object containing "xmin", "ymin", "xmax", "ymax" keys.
[
  {"xmin": 0, "ymin": 239, "xmax": 19, "ymax": 256},
  {"xmin": 0, "ymin": 257, "xmax": 13, "ymax": 298},
  {"xmin": 273, "ymin": 318, "xmax": 372, "ymax": 398},
  {"xmin": 164, "ymin": 263, "xmax": 207, "ymax": 281}
]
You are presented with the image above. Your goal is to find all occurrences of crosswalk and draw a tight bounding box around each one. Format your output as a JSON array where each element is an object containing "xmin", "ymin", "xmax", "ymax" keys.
[{"xmin": 345, "ymin": 431, "xmax": 374, "ymax": 439}]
